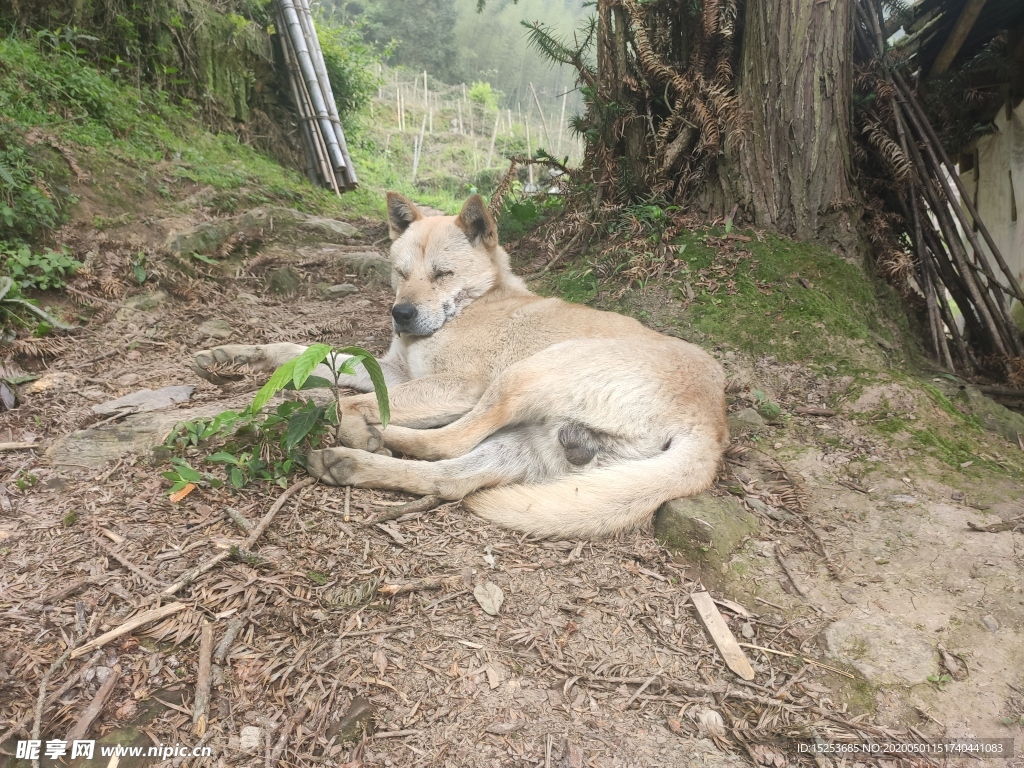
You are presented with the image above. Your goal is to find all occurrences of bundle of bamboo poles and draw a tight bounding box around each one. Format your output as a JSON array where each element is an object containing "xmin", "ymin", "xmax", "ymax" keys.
[
  {"xmin": 274, "ymin": 0, "xmax": 357, "ymax": 193},
  {"xmin": 855, "ymin": 0, "xmax": 1024, "ymax": 378}
]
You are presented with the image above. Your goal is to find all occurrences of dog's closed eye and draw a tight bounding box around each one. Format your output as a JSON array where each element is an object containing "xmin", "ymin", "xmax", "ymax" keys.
[{"xmin": 431, "ymin": 268, "xmax": 454, "ymax": 281}]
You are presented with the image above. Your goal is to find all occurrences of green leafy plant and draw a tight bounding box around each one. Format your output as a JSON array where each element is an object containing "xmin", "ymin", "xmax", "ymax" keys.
[
  {"xmin": 468, "ymin": 81, "xmax": 498, "ymax": 110},
  {"xmin": 162, "ymin": 344, "xmax": 389, "ymax": 495},
  {"xmin": 927, "ymin": 673, "xmax": 953, "ymax": 691},
  {"xmin": 3, "ymin": 244, "xmax": 82, "ymax": 290}
]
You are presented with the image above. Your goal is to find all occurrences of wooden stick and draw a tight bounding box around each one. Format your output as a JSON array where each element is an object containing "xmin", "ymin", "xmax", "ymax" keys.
[
  {"xmin": 162, "ymin": 477, "xmax": 314, "ymax": 597},
  {"xmin": 66, "ymin": 664, "xmax": 121, "ymax": 742},
  {"xmin": 377, "ymin": 578, "xmax": 448, "ymax": 597},
  {"xmin": 929, "ymin": 0, "xmax": 988, "ymax": 77},
  {"xmin": 193, "ymin": 621, "xmax": 214, "ymax": 736},
  {"xmin": 269, "ymin": 706, "xmax": 309, "ymax": 767},
  {"xmin": 486, "ymin": 110, "xmax": 500, "ymax": 169},
  {"xmin": 214, "ymin": 617, "xmax": 243, "ymax": 665},
  {"xmin": 0, "ymin": 442, "xmax": 37, "ymax": 451},
  {"xmin": 93, "ymin": 537, "xmax": 165, "ymax": 587},
  {"xmin": 690, "ymin": 591, "xmax": 755, "ymax": 680},
  {"xmin": 71, "ymin": 604, "xmax": 186, "ymax": 659},
  {"xmin": 366, "ymin": 494, "xmax": 444, "ymax": 523}
]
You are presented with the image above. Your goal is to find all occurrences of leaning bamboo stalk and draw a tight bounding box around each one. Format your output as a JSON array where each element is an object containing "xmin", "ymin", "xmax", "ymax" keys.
[
  {"xmin": 277, "ymin": 6, "xmax": 338, "ymax": 194},
  {"xmin": 277, "ymin": 0, "xmax": 346, "ymax": 174},
  {"xmin": 897, "ymin": 88, "xmax": 1022, "ymax": 356},
  {"xmin": 899, "ymin": 114, "xmax": 1010, "ymax": 357},
  {"xmin": 295, "ymin": 0, "xmax": 357, "ymax": 187},
  {"xmin": 486, "ymin": 110, "xmax": 500, "ymax": 169},
  {"xmin": 530, "ymin": 82, "xmax": 553, "ymax": 149},
  {"xmin": 411, "ymin": 114, "xmax": 427, "ymax": 182},
  {"xmin": 893, "ymin": 70, "xmax": 1024, "ymax": 307}
]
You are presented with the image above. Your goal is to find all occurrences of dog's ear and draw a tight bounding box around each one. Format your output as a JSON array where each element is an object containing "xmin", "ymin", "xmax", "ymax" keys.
[
  {"xmin": 386, "ymin": 191, "xmax": 422, "ymax": 240},
  {"xmin": 455, "ymin": 195, "xmax": 498, "ymax": 249}
]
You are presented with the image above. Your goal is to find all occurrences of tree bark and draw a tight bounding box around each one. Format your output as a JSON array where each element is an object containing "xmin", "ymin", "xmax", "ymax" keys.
[{"xmin": 709, "ymin": 0, "xmax": 861, "ymax": 251}]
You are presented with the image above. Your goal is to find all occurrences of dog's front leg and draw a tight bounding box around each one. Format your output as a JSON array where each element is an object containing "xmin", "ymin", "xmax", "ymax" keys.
[
  {"xmin": 332, "ymin": 375, "xmax": 484, "ymax": 452},
  {"xmin": 193, "ymin": 338, "xmax": 410, "ymax": 391}
]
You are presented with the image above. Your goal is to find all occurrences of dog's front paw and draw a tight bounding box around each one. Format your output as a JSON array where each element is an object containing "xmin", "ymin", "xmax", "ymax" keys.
[
  {"xmin": 193, "ymin": 344, "xmax": 271, "ymax": 384},
  {"xmin": 336, "ymin": 410, "xmax": 389, "ymax": 453},
  {"xmin": 306, "ymin": 447, "xmax": 365, "ymax": 486}
]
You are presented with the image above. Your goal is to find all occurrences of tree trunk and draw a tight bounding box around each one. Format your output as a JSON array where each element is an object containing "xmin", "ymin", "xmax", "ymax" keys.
[{"xmin": 706, "ymin": 0, "xmax": 861, "ymax": 251}]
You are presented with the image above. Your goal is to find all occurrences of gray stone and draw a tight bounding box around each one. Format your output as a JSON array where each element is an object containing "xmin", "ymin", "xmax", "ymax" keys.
[
  {"xmin": 319, "ymin": 283, "xmax": 358, "ymax": 299},
  {"xmin": 115, "ymin": 291, "xmax": 168, "ymax": 321},
  {"xmin": 92, "ymin": 386, "xmax": 196, "ymax": 416},
  {"xmin": 267, "ymin": 266, "xmax": 301, "ymax": 295},
  {"xmin": 654, "ymin": 494, "xmax": 758, "ymax": 577},
  {"xmin": 824, "ymin": 614, "xmax": 937, "ymax": 685},
  {"xmin": 238, "ymin": 726, "xmax": 261, "ymax": 753},
  {"xmin": 165, "ymin": 207, "xmax": 359, "ymax": 256},
  {"xmin": 727, "ymin": 408, "xmax": 766, "ymax": 436},
  {"xmin": 935, "ymin": 380, "xmax": 1024, "ymax": 444},
  {"xmin": 982, "ymin": 615, "xmax": 999, "ymax": 632},
  {"xmin": 49, "ymin": 396, "xmax": 251, "ymax": 469},
  {"xmin": 888, "ymin": 494, "xmax": 918, "ymax": 505},
  {"xmin": 198, "ymin": 319, "xmax": 233, "ymax": 340}
]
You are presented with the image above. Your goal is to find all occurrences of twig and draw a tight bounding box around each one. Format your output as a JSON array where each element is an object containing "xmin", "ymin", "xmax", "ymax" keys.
[
  {"xmin": 365, "ymin": 494, "xmax": 443, "ymax": 523},
  {"xmin": 620, "ymin": 676, "xmax": 657, "ymax": 710},
  {"xmin": 66, "ymin": 664, "xmax": 121, "ymax": 743},
  {"xmin": 193, "ymin": 621, "xmax": 214, "ymax": 736},
  {"xmin": 64, "ymin": 285, "xmax": 122, "ymax": 308},
  {"xmin": 774, "ymin": 543, "xmax": 808, "ymax": 596},
  {"xmin": 214, "ymin": 618, "xmax": 243, "ymax": 665},
  {"xmin": 371, "ymin": 729, "xmax": 422, "ymax": 739},
  {"xmin": 268, "ymin": 706, "xmax": 309, "ymax": 768},
  {"xmin": 162, "ymin": 477, "xmax": 314, "ymax": 596},
  {"xmin": 71, "ymin": 603, "xmax": 187, "ymax": 659},
  {"xmin": 738, "ymin": 643, "xmax": 854, "ymax": 678},
  {"xmin": 0, "ymin": 442, "xmax": 38, "ymax": 451},
  {"xmin": 225, "ymin": 507, "xmax": 254, "ymax": 533},
  {"xmin": 377, "ymin": 578, "xmax": 449, "ymax": 597},
  {"xmin": 30, "ymin": 643, "xmax": 76, "ymax": 768},
  {"xmin": 93, "ymin": 537, "xmax": 166, "ymax": 587}
]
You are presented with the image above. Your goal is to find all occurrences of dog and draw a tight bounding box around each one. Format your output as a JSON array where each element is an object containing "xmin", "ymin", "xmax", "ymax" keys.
[{"xmin": 193, "ymin": 192, "xmax": 728, "ymax": 538}]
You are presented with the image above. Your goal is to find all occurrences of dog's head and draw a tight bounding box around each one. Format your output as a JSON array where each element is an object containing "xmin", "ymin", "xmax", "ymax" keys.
[{"xmin": 385, "ymin": 191, "xmax": 513, "ymax": 336}]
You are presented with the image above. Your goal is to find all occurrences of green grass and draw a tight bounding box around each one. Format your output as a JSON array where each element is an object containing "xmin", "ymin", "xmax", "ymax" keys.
[{"xmin": 671, "ymin": 230, "xmax": 912, "ymax": 367}]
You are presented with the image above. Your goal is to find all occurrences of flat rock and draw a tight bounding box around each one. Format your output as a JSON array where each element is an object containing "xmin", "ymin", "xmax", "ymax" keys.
[
  {"xmin": 165, "ymin": 207, "xmax": 359, "ymax": 256},
  {"xmin": 268, "ymin": 266, "xmax": 301, "ymax": 295},
  {"xmin": 824, "ymin": 614, "xmax": 937, "ymax": 685},
  {"xmin": 115, "ymin": 291, "xmax": 168, "ymax": 321},
  {"xmin": 49, "ymin": 397, "xmax": 248, "ymax": 469},
  {"xmin": 92, "ymin": 386, "xmax": 196, "ymax": 416},
  {"xmin": 727, "ymin": 408, "xmax": 766, "ymax": 436},
  {"xmin": 654, "ymin": 494, "xmax": 758, "ymax": 579},
  {"xmin": 318, "ymin": 282, "xmax": 358, "ymax": 299},
  {"xmin": 198, "ymin": 319, "xmax": 233, "ymax": 340}
]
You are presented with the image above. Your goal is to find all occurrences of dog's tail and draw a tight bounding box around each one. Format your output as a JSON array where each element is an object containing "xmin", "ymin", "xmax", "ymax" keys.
[{"xmin": 463, "ymin": 430, "xmax": 723, "ymax": 538}]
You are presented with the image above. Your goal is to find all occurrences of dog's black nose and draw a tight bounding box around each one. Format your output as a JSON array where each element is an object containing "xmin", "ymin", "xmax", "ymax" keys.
[{"xmin": 391, "ymin": 303, "xmax": 418, "ymax": 324}]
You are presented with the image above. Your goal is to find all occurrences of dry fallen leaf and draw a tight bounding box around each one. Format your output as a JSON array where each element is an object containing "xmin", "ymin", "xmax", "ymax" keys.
[
  {"xmin": 473, "ymin": 582, "xmax": 504, "ymax": 615},
  {"xmin": 485, "ymin": 663, "xmax": 505, "ymax": 689},
  {"xmin": 372, "ymin": 649, "xmax": 388, "ymax": 676},
  {"xmin": 169, "ymin": 483, "xmax": 196, "ymax": 503}
]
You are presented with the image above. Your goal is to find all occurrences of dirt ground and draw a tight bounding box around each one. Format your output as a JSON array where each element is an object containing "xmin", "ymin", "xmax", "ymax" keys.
[{"xmin": 0, "ymin": 202, "xmax": 1022, "ymax": 768}]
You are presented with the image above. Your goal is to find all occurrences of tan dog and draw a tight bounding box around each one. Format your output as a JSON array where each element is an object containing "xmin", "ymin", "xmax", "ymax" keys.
[{"xmin": 194, "ymin": 192, "xmax": 728, "ymax": 537}]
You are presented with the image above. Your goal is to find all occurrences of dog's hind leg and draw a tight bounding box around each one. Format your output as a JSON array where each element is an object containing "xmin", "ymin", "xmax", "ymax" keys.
[{"xmin": 307, "ymin": 426, "xmax": 554, "ymax": 499}]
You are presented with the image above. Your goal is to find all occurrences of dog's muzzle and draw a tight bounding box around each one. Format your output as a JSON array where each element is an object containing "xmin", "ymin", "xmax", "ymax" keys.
[{"xmin": 391, "ymin": 302, "xmax": 420, "ymax": 334}]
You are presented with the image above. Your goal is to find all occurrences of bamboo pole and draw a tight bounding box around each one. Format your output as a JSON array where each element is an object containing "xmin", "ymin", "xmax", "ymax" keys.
[
  {"xmin": 294, "ymin": 0, "xmax": 356, "ymax": 187},
  {"xmin": 529, "ymin": 82, "xmax": 553, "ymax": 149},
  {"xmin": 557, "ymin": 92, "xmax": 567, "ymax": 156},
  {"xmin": 412, "ymin": 114, "xmax": 427, "ymax": 182},
  {"xmin": 276, "ymin": 5, "xmax": 338, "ymax": 195},
  {"xmin": 525, "ymin": 116, "xmax": 533, "ymax": 187},
  {"xmin": 486, "ymin": 110, "xmax": 500, "ymax": 169},
  {"xmin": 277, "ymin": 0, "xmax": 346, "ymax": 174}
]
